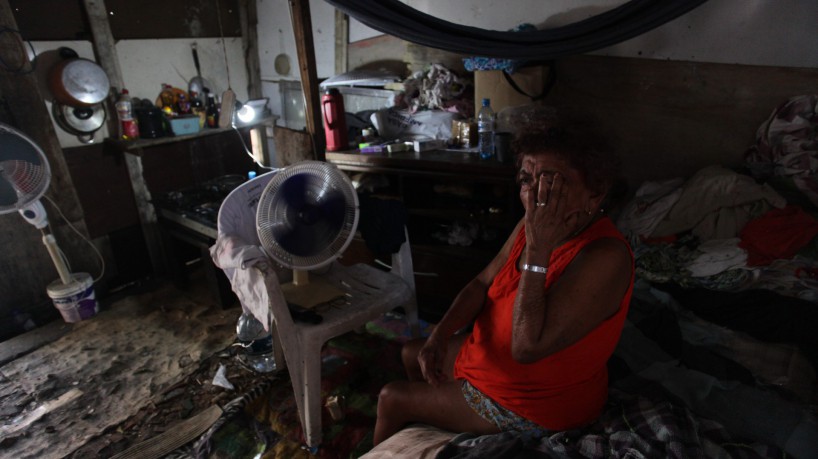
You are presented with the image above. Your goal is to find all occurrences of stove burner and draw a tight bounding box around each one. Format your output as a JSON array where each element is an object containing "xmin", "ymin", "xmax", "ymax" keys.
[{"xmin": 153, "ymin": 174, "xmax": 247, "ymax": 232}]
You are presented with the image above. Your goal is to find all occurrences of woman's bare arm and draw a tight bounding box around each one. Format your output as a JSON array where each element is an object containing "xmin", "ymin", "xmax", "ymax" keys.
[{"xmin": 511, "ymin": 238, "xmax": 631, "ymax": 363}]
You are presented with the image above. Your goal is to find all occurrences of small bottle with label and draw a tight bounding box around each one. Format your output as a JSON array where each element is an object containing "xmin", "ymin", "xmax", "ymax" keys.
[
  {"xmin": 176, "ymin": 93, "xmax": 191, "ymax": 115},
  {"xmin": 115, "ymin": 89, "xmax": 139, "ymax": 140},
  {"xmin": 205, "ymin": 92, "xmax": 219, "ymax": 128},
  {"xmin": 190, "ymin": 91, "xmax": 206, "ymax": 127},
  {"xmin": 477, "ymin": 98, "xmax": 495, "ymax": 160}
]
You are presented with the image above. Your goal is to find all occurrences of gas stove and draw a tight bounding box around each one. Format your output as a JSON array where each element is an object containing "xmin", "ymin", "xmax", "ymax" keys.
[{"xmin": 152, "ymin": 175, "xmax": 246, "ymax": 239}]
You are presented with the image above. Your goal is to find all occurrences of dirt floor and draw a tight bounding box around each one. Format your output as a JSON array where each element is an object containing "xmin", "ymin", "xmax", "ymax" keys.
[
  {"xmin": 0, "ymin": 269, "xmax": 254, "ymax": 459},
  {"xmin": 67, "ymin": 338, "xmax": 284, "ymax": 458}
]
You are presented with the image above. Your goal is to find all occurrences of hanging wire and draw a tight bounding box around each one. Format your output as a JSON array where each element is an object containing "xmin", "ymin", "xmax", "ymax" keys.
[
  {"xmin": 43, "ymin": 195, "xmax": 106, "ymax": 283},
  {"xmin": 217, "ymin": 0, "xmax": 275, "ymax": 172}
]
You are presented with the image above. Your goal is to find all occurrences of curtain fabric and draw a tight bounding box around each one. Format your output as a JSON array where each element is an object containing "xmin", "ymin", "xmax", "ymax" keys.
[{"xmin": 324, "ymin": 0, "xmax": 707, "ymax": 60}]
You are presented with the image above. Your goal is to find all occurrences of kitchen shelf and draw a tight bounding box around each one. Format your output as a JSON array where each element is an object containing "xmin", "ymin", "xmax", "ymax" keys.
[
  {"xmin": 106, "ymin": 116, "xmax": 277, "ymax": 153},
  {"xmin": 325, "ymin": 149, "xmax": 516, "ymax": 183}
]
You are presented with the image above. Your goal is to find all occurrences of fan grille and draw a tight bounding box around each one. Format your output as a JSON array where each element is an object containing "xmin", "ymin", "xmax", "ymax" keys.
[
  {"xmin": 0, "ymin": 124, "xmax": 51, "ymax": 213},
  {"xmin": 256, "ymin": 161, "xmax": 359, "ymax": 270}
]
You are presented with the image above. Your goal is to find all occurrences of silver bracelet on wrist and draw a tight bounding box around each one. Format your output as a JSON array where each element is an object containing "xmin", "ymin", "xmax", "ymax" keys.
[{"xmin": 522, "ymin": 263, "xmax": 548, "ymax": 274}]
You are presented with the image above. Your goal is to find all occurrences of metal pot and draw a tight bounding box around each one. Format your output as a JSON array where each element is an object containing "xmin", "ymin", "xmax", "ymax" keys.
[
  {"xmin": 187, "ymin": 43, "xmax": 212, "ymax": 99},
  {"xmin": 47, "ymin": 47, "xmax": 110, "ymax": 107},
  {"xmin": 51, "ymin": 101, "xmax": 107, "ymax": 144}
]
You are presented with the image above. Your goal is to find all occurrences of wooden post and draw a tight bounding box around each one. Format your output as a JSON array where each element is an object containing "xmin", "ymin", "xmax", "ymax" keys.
[
  {"xmin": 289, "ymin": 0, "xmax": 324, "ymax": 161},
  {"xmin": 239, "ymin": 0, "xmax": 263, "ymax": 99},
  {"xmin": 83, "ymin": 0, "xmax": 167, "ymax": 276},
  {"xmin": 82, "ymin": 0, "xmax": 122, "ymax": 137},
  {"xmin": 0, "ymin": 0, "xmax": 97, "ymax": 310},
  {"xmin": 334, "ymin": 9, "xmax": 348, "ymax": 75},
  {"xmin": 239, "ymin": 0, "xmax": 270, "ymax": 166}
]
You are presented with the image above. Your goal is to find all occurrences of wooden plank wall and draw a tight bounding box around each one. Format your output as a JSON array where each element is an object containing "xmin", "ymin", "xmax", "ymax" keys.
[{"xmin": 545, "ymin": 55, "xmax": 818, "ymax": 184}]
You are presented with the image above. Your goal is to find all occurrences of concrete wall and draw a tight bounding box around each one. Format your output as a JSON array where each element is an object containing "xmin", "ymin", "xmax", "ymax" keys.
[
  {"xmin": 31, "ymin": 38, "xmax": 249, "ymax": 149},
  {"xmin": 347, "ymin": 0, "xmax": 818, "ymax": 69}
]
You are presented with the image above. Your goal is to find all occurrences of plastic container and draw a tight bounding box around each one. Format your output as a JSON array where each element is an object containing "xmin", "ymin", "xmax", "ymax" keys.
[
  {"xmin": 477, "ymin": 98, "xmax": 495, "ymax": 160},
  {"xmin": 46, "ymin": 272, "xmax": 98, "ymax": 323},
  {"xmin": 321, "ymin": 88, "xmax": 349, "ymax": 151},
  {"xmin": 169, "ymin": 115, "xmax": 201, "ymax": 135},
  {"xmin": 236, "ymin": 311, "xmax": 277, "ymax": 373}
]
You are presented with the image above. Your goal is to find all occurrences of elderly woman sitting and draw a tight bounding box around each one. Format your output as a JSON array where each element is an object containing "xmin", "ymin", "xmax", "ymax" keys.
[{"xmin": 373, "ymin": 113, "xmax": 634, "ymax": 444}]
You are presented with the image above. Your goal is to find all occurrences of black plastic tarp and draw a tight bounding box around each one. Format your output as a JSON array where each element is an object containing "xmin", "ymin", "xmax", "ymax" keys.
[{"xmin": 324, "ymin": 0, "xmax": 708, "ymax": 60}]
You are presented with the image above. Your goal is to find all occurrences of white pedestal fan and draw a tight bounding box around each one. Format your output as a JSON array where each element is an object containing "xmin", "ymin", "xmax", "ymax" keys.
[
  {"xmin": 0, "ymin": 123, "xmax": 74, "ymax": 286},
  {"xmin": 255, "ymin": 160, "xmax": 359, "ymax": 308}
]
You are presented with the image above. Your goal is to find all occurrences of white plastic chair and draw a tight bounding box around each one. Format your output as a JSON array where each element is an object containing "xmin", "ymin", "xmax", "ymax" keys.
[{"xmin": 214, "ymin": 170, "xmax": 420, "ymax": 448}]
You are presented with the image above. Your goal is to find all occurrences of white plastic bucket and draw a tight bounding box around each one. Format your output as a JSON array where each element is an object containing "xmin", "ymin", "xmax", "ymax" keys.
[{"xmin": 46, "ymin": 272, "xmax": 98, "ymax": 323}]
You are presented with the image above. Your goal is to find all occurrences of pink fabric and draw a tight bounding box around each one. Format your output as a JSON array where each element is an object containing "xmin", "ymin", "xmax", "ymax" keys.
[{"xmin": 745, "ymin": 94, "xmax": 818, "ymax": 206}]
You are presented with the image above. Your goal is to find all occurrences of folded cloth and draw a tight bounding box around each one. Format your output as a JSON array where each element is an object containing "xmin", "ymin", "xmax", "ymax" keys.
[
  {"xmin": 685, "ymin": 238, "xmax": 747, "ymax": 277},
  {"xmin": 651, "ymin": 166, "xmax": 786, "ymax": 241},
  {"xmin": 617, "ymin": 178, "xmax": 685, "ymax": 245},
  {"xmin": 745, "ymin": 94, "xmax": 818, "ymax": 207}
]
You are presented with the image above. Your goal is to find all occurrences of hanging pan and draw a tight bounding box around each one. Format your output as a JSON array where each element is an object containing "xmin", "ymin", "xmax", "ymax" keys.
[
  {"xmin": 188, "ymin": 43, "xmax": 212, "ymax": 98},
  {"xmin": 47, "ymin": 47, "xmax": 110, "ymax": 107},
  {"xmin": 51, "ymin": 101, "xmax": 107, "ymax": 144}
]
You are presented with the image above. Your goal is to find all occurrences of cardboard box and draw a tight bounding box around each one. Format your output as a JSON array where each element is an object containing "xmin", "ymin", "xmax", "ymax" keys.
[{"xmin": 474, "ymin": 66, "xmax": 550, "ymax": 115}]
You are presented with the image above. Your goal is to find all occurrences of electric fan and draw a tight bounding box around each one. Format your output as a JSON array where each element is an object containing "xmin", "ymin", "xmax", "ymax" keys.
[
  {"xmin": 255, "ymin": 160, "xmax": 359, "ymax": 308},
  {"xmin": 0, "ymin": 123, "xmax": 76, "ymax": 284}
]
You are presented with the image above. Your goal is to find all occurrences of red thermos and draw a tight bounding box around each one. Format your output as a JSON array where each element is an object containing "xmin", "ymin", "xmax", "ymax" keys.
[{"xmin": 321, "ymin": 88, "xmax": 348, "ymax": 152}]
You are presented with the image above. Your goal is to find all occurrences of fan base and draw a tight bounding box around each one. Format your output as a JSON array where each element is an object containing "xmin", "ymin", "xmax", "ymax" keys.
[{"xmin": 281, "ymin": 275, "xmax": 344, "ymax": 310}]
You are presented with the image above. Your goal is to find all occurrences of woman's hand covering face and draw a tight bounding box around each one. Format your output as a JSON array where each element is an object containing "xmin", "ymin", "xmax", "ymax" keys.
[{"xmin": 519, "ymin": 155, "xmax": 593, "ymax": 251}]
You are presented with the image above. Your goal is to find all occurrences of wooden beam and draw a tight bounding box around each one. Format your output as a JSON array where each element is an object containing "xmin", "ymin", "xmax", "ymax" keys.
[
  {"xmin": 82, "ymin": 0, "xmax": 122, "ymax": 137},
  {"xmin": 334, "ymin": 9, "xmax": 348, "ymax": 75},
  {"xmin": 238, "ymin": 0, "xmax": 262, "ymax": 99},
  {"xmin": 238, "ymin": 0, "xmax": 270, "ymax": 167},
  {"xmin": 289, "ymin": 0, "xmax": 323, "ymax": 160}
]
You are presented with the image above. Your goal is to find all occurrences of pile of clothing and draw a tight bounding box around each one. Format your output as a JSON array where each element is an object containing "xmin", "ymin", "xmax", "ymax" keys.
[{"xmin": 617, "ymin": 164, "xmax": 818, "ymax": 300}]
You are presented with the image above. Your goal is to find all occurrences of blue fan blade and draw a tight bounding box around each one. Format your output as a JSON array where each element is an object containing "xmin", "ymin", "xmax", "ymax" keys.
[
  {"xmin": 0, "ymin": 130, "xmax": 45, "ymax": 165},
  {"xmin": 0, "ymin": 175, "xmax": 18, "ymax": 207},
  {"xmin": 271, "ymin": 172, "xmax": 348, "ymax": 257}
]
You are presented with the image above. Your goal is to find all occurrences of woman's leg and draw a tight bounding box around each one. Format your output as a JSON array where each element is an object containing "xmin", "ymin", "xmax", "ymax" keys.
[
  {"xmin": 375, "ymin": 333, "xmax": 490, "ymax": 445},
  {"xmin": 373, "ymin": 379, "xmax": 500, "ymax": 445}
]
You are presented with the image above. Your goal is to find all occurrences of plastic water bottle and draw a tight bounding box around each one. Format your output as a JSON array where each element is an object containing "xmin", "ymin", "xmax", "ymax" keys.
[
  {"xmin": 236, "ymin": 311, "xmax": 277, "ymax": 373},
  {"xmin": 477, "ymin": 98, "xmax": 495, "ymax": 160}
]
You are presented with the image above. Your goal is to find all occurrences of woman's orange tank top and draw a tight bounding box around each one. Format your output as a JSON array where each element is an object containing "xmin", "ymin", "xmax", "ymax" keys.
[{"xmin": 453, "ymin": 217, "xmax": 633, "ymax": 430}]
